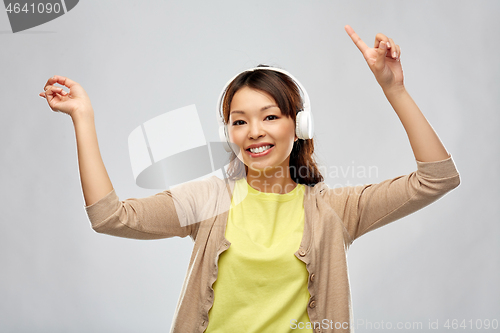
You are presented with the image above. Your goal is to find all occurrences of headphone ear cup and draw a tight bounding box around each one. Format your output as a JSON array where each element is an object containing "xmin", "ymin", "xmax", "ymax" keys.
[
  {"xmin": 219, "ymin": 124, "xmax": 233, "ymax": 152},
  {"xmin": 296, "ymin": 110, "xmax": 314, "ymax": 140}
]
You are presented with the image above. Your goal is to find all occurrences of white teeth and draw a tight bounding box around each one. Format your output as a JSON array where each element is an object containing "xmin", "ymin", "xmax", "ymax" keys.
[{"xmin": 249, "ymin": 145, "xmax": 271, "ymax": 153}]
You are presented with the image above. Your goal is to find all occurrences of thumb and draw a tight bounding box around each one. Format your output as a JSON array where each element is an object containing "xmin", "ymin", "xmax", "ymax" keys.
[{"xmin": 374, "ymin": 40, "xmax": 388, "ymax": 70}]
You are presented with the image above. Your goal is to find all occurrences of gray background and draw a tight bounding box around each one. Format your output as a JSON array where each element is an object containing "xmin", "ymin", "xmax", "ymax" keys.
[{"xmin": 1, "ymin": 0, "xmax": 499, "ymax": 332}]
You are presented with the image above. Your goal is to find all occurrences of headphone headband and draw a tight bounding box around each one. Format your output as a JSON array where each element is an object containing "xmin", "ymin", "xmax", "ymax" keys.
[{"xmin": 216, "ymin": 66, "xmax": 311, "ymax": 123}]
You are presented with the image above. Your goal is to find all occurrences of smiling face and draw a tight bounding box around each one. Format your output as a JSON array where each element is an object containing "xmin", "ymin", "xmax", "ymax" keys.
[{"xmin": 228, "ymin": 86, "xmax": 298, "ymax": 177}]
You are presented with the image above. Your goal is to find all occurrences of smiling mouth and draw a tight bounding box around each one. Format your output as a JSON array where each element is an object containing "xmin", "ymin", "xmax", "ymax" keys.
[{"xmin": 246, "ymin": 144, "xmax": 274, "ymax": 152}]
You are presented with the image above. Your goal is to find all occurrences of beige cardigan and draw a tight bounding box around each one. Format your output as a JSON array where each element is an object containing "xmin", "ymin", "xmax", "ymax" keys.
[{"xmin": 85, "ymin": 156, "xmax": 460, "ymax": 333}]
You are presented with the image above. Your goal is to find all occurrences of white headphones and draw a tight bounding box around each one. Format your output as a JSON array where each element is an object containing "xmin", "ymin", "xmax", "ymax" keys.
[{"xmin": 216, "ymin": 66, "xmax": 314, "ymax": 153}]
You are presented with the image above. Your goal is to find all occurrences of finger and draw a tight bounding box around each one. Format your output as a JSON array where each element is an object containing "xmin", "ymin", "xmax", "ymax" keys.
[
  {"xmin": 345, "ymin": 25, "xmax": 369, "ymax": 54},
  {"xmin": 43, "ymin": 85, "xmax": 67, "ymax": 107},
  {"xmin": 44, "ymin": 85, "xmax": 67, "ymax": 95},
  {"xmin": 374, "ymin": 33, "xmax": 389, "ymax": 48},
  {"xmin": 397, "ymin": 44, "xmax": 401, "ymax": 60},
  {"xmin": 44, "ymin": 75, "xmax": 78, "ymax": 91},
  {"xmin": 375, "ymin": 40, "xmax": 388, "ymax": 70},
  {"xmin": 44, "ymin": 86, "xmax": 57, "ymax": 101},
  {"xmin": 388, "ymin": 38, "xmax": 397, "ymax": 59},
  {"xmin": 43, "ymin": 76, "xmax": 58, "ymax": 91},
  {"xmin": 44, "ymin": 85, "xmax": 55, "ymax": 95},
  {"xmin": 53, "ymin": 75, "xmax": 78, "ymax": 89}
]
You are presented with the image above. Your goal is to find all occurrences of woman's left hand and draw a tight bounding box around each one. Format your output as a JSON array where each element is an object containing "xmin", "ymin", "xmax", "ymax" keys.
[{"xmin": 345, "ymin": 25, "xmax": 404, "ymax": 93}]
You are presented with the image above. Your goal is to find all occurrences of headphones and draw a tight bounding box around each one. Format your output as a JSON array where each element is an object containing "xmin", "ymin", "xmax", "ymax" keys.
[{"xmin": 216, "ymin": 66, "xmax": 314, "ymax": 153}]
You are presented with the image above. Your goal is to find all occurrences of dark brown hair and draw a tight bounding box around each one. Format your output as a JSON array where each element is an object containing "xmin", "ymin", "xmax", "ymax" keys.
[{"xmin": 222, "ymin": 65, "xmax": 324, "ymax": 186}]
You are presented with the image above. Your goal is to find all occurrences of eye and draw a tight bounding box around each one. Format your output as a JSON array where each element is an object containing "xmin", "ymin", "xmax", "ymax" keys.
[{"xmin": 232, "ymin": 115, "xmax": 278, "ymax": 126}]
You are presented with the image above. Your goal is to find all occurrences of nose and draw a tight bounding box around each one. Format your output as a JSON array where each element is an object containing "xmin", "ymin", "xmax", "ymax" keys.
[{"xmin": 248, "ymin": 121, "xmax": 265, "ymax": 140}]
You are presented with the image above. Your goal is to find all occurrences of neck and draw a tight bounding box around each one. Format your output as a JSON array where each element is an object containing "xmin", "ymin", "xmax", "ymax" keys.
[{"xmin": 245, "ymin": 167, "xmax": 297, "ymax": 194}]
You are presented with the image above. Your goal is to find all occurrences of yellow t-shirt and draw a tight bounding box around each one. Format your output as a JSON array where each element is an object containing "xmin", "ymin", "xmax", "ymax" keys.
[{"xmin": 205, "ymin": 178, "xmax": 313, "ymax": 333}]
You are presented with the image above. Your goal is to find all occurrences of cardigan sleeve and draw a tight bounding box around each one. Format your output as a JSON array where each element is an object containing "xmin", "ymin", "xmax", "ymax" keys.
[
  {"xmin": 84, "ymin": 176, "xmax": 218, "ymax": 241},
  {"xmin": 328, "ymin": 154, "xmax": 460, "ymax": 243}
]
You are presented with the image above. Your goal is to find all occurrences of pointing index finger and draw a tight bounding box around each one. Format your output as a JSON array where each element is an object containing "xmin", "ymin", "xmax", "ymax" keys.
[{"xmin": 345, "ymin": 25, "xmax": 369, "ymax": 54}]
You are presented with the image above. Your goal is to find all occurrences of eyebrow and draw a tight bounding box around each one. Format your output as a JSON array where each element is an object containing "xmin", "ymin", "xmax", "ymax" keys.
[{"xmin": 230, "ymin": 105, "xmax": 279, "ymax": 115}]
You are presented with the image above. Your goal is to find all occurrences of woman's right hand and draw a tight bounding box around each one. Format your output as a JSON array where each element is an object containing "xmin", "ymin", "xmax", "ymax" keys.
[{"xmin": 39, "ymin": 75, "xmax": 93, "ymax": 118}]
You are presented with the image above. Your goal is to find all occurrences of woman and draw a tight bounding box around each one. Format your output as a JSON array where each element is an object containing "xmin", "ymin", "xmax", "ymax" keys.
[{"xmin": 40, "ymin": 26, "xmax": 460, "ymax": 333}]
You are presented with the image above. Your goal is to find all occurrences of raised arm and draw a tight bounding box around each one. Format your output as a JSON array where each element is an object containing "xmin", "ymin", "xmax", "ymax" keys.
[
  {"xmin": 40, "ymin": 76, "xmax": 113, "ymax": 206},
  {"xmin": 345, "ymin": 25, "xmax": 450, "ymax": 162}
]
